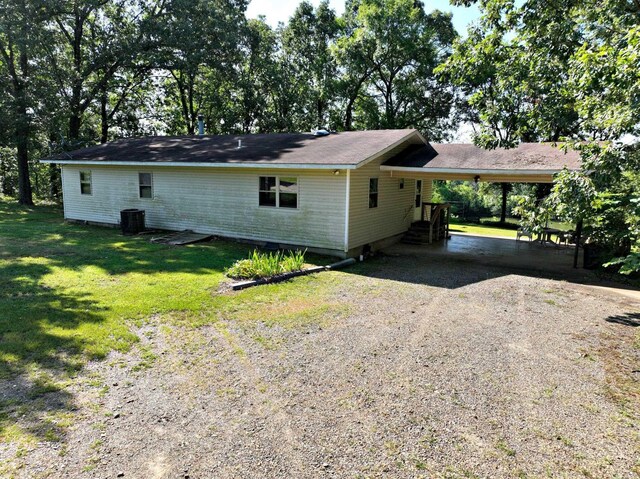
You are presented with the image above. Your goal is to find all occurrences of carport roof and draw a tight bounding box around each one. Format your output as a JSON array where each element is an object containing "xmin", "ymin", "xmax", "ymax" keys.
[
  {"xmin": 382, "ymin": 143, "xmax": 581, "ymax": 174},
  {"xmin": 383, "ymin": 143, "xmax": 580, "ymax": 174}
]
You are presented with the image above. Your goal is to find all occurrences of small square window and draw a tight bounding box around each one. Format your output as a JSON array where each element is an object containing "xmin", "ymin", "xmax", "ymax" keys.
[
  {"xmin": 369, "ymin": 178, "xmax": 378, "ymax": 208},
  {"xmin": 80, "ymin": 171, "xmax": 92, "ymax": 195},
  {"xmin": 139, "ymin": 172, "xmax": 153, "ymax": 198},
  {"xmin": 259, "ymin": 176, "xmax": 298, "ymax": 208}
]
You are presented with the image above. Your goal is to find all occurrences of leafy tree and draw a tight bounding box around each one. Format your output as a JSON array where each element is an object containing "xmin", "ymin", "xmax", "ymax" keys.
[
  {"xmin": 208, "ymin": 17, "xmax": 287, "ymax": 134},
  {"xmin": 341, "ymin": 0, "xmax": 458, "ymax": 138},
  {"xmin": 42, "ymin": 0, "xmax": 137, "ymax": 141},
  {"xmin": 437, "ymin": 7, "xmax": 582, "ymax": 148},
  {"xmin": 333, "ymin": 0, "xmax": 374, "ymax": 130},
  {"xmin": 447, "ymin": 0, "xmax": 640, "ymax": 272},
  {"xmin": 152, "ymin": 0, "xmax": 247, "ymax": 134},
  {"xmin": 234, "ymin": 19, "xmax": 279, "ymax": 133},
  {"xmin": 282, "ymin": 0, "xmax": 341, "ymax": 130},
  {"xmin": 0, "ymin": 0, "xmax": 43, "ymax": 204}
]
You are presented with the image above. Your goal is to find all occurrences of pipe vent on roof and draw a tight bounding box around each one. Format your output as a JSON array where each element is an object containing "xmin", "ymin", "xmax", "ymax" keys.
[{"xmin": 237, "ymin": 139, "xmax": 243, "ymax": 149}]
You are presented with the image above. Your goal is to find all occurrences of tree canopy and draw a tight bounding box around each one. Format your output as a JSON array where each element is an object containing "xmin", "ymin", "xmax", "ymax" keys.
[
  {"xmin": 0, "ymin": 0, "xmax": 457, "ymax": 205},
  {"xmin": 439, "ymin": 0, "xmax": 640, "ymax": 273}
]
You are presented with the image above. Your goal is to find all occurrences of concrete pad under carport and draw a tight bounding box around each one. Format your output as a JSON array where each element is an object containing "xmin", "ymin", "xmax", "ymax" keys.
[
  {"xmin": 375, "ymin": 234, "xmax": 640, "ymax": 301},
  {"xmin": 386, "ymin": 233, "xmax": 577, "ymax": 275}
]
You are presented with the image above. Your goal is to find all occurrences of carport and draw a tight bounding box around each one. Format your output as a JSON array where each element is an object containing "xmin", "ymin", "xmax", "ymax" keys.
[
  {"xmin": 380, "ymin": 142, "xmax": 584, "ymax": 265},
  {"xmin": 382, "ymin": 142, "xmax": 580, "ymax": 184}
]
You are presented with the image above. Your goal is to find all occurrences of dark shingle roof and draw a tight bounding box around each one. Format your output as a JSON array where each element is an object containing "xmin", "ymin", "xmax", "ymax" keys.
[
  {"xmin": 383, "ymin": 143, "xmax": 581, "ymax": 171},
  {"xmin": 41, "ymin": 130, "xmax": 418, "ymax": 167}
]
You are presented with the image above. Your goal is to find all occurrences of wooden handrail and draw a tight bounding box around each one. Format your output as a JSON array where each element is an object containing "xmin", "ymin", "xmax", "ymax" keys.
[{"xmin": 419, "ymin": 202, "xmax": 451, "ymax": 243}]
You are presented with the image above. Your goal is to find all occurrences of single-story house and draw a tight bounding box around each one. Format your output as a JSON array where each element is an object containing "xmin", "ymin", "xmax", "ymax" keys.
[{"xmin": 40, "ymin": 130, "xmax": 581, "ymax": 258}]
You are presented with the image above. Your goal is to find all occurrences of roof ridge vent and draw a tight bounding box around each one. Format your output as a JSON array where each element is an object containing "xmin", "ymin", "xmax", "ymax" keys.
[{"xmin": 312, "ymin": 129, "xmax": 330, "ymax": 137}]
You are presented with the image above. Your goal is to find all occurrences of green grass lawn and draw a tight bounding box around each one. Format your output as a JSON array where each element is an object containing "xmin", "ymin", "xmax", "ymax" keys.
[
  {"xmin": 449, "ymin": 216, "xmax": 573, "ymax": 239},
  {"xmin": 449, "ymin": 220, "xmax": 519, "ymax": 238},
  {"xmin": 0, "ymin": 198, "xmax": 342, "ymax": 446}
]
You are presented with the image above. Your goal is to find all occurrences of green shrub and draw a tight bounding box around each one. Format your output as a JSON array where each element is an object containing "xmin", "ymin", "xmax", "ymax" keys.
[{"xmin": 225, "ymin": 249, "xmax": 306, "ymax": 280}]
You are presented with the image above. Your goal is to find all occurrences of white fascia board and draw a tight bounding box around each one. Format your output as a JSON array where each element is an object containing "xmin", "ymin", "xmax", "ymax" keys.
[
  {"xmin": 379, "ymin": 166, "xmax": 569, "ymax": 175},
  {"xmin": 413, "ymin": 130, "xmax": 429, "ymax": 145},
  {"xmin": 355, "ymin": 130, "xmax": 426, "ymax": 169},
  {"xmin": 40, "ymin": 159, "xmax": 356, "ymax": 170}
]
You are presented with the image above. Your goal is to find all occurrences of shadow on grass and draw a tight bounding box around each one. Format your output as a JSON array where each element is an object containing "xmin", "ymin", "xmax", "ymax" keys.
[
  {"xmin": 0, "ymin": 199, "xmax": 251, "ymax": 444},
  {"xmin": 0, "ymin": 258, "xmax": 106, "ymax": 444}
]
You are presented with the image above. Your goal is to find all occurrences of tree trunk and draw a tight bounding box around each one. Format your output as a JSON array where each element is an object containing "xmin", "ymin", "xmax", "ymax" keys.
[
  {"xmin": 100, "ymin": 91, "xmax": 109, "ymax": 143},
  {"xmin": 344, "ymin": 96, "xmax": 356, "ymax": 131},
  {"xmin": 499, "ymin": 182, "xmax": 510, "ymax": 224},
  {"xmin": 69, "ymin": 108, "xmax": 82, "ymax": 140},
  {"xmin": 15, "ymin": 49, "xmax": 32, "ymax": 205},
  {"xmin": 16, "ymin": 121, "xmax": 32, "ymax": 205},
  {"xmin": 317, "ymin": 97, "xmax": 323, "ymax": 129},
  {"xmin": 49, "ymin": 164, "xmax": 61, "ymax": 201}
]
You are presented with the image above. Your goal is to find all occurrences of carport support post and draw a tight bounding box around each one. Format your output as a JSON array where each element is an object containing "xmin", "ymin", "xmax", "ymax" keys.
[{"xmin": 573, "ymin": 219, "xmax": 583, "ymax": 268}]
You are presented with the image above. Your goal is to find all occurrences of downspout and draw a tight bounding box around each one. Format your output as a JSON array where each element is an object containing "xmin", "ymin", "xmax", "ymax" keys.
[{"xmin": 344, "ymin": 169, "xmax": 351, "ymax": 254}]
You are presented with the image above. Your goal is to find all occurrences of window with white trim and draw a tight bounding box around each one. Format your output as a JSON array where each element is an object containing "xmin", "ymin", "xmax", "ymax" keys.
[
  {"xmin": 259, "ymin": 176, "xmax": 298, "ymax": 208},
  {"xmin": 369, "ymin": 178, "xmax": 378, "ymax": 208},
  {"xmin": 139, "ymin": 172, "xmax": 153, "ymax": 198},
  {"xmin": 80, "ymin": 171, "xmax": 92, "ymax": 195}
]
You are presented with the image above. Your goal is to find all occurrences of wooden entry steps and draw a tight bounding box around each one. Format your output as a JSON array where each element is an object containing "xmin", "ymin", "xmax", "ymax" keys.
[
  {"xmin": 402, "ymin": 202, "xmax": 451, "ymax": 245},
  {"xmin": 402, "ymin": 221, "xmax": 433, "ymax": 245}
]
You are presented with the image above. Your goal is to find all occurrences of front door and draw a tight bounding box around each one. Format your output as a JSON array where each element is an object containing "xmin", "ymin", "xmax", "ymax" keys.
[{"xmin": 413, "ymin": 179, "xmax": 423, "ymax": 221}]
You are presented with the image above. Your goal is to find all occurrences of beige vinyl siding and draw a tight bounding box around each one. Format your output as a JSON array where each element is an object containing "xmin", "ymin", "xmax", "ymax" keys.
[
  {"xmin": 61, "ymin": 165, "xmax": 346, "ymax": 251},
  {"xmin": 424, "ymin": 179, "xmax": 433, "ymax": 202},
  {"xmin": 348, "ymin": 140, "xmax": 422, "ymax": 249}
]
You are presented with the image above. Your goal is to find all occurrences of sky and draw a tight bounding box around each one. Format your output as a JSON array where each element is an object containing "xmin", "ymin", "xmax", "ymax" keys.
[{"xmin": 245, "ymin": 0, "xmax": 482, "ymax": 36}]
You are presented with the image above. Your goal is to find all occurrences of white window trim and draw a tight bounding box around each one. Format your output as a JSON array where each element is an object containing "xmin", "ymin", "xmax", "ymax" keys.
[
  {"xmin": 139, "ymin": 172, "xmax": 153, "ymax": 199},
  {"xmin": 79, "ymin": 170, "xmax": 92, "ymax": 196},
  {"xmin": 258, "ymin": 175, "xmax": 299, "ymax": 209},
  {"xmin": 369, "ymin": 177, "xmax": 379, "ymax": 209}
]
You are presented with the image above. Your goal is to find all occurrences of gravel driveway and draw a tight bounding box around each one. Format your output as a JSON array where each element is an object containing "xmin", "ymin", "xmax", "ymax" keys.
[{"xmin": 5, "ymin": 240, "xmax": 640, "ymax": 478}]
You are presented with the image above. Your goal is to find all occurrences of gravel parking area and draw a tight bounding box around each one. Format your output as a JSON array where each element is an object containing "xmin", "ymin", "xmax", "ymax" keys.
[{"xmin": 4, "ymin": 240, "xmax": 640, "ymax": 478}]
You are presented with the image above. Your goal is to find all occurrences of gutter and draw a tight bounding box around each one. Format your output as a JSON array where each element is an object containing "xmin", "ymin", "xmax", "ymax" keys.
[
  {"xmin": 379, "ymin": 166, "xmax": 575, "ymax": 175},
  {"xmin": 39, "ymin": 159, "xmax": 359, "ymax": 170}
]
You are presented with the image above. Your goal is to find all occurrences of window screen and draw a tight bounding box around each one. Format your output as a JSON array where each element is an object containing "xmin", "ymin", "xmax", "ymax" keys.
[
  {"xmin": 80, "ymin": 171, "xmax": 92, "ymax": 195},
  {"xmin": 139, "ymin": 173, "xmax": 153, "ymax": 198}
]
